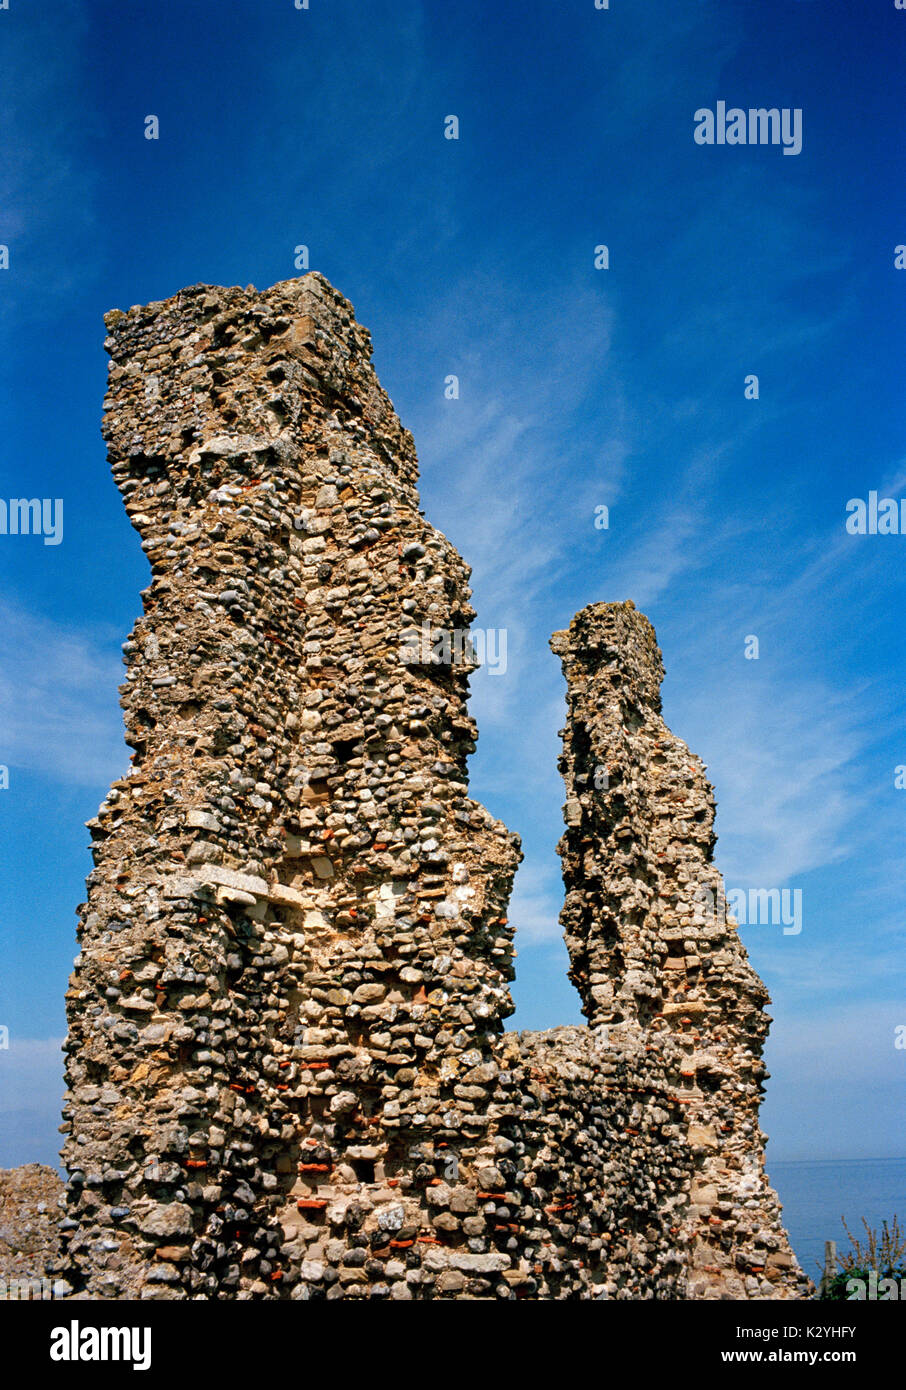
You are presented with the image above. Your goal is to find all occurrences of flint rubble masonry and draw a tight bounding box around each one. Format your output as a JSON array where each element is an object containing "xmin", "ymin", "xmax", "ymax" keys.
[
  {"xmin": 551, "ymin": 602, "xmax": 808, "ymax": 1299},
  {"xmin": 58, "ymin": 273, "xmax": 808, "ymax": 1301}
]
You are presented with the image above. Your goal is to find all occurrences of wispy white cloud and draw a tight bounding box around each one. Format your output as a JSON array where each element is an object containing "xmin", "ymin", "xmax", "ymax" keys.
[
  {"xmin": 0, "ymin": 1037, "xmax": 65, "ymax": 1169},
  {"xmin": 603, "ymin": 505, "xmax": 703, "ymax": 610},
  {"xmin": 0, "ymin": 3, "xmax": 100, "ymax": 309},
  {"xmin": 507, "ymin": 857, "xmax": 562, "ymax": 947},
  {"xmin": 404, "ymin": 273, "xmax": 626, "ymax": 747},
  {"xmin": 0, "ymin": 602, "xmax": 127, "ymax": 787},
  {"xmin": 762, "ymin": 1001, "xmax": 906, "ymax": 1160},
  {"xmin": 753, "ymin": 921, "xmax": 906, "ymax": 1010},
  {"xmin": 696, "ymin": 673, "xmax": 866, "ymax": 887}
]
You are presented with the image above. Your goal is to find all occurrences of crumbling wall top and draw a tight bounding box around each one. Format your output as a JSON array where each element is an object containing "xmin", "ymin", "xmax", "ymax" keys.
[{"xmin": 551, "ymin": 600, "xmax": 664, "ymax": 715}]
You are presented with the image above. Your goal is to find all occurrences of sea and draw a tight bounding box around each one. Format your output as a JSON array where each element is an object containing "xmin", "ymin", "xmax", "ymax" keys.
[{"xmin": 768, "ymin": 1158, "xmax": 906, "ymax": 1283}]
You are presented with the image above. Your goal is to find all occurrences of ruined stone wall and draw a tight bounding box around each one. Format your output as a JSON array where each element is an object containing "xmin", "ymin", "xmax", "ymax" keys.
[
  {"xmin": 0, "ymin": 1165, "xmax": 64, "ymax": 1297},
  {"xmin": 61, "ymin": 273, "xmax": 522, "ymax": 1299},
  {"xmin": 59, "ymin": 274, "xmax": 807, "ymax": 1300},
  {"xmin": 551, "ymin": 602, "xmax": 807, "ymax": 1297}
]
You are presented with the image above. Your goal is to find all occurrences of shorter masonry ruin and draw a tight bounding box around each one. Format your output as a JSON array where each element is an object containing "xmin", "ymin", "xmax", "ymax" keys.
[{"xmin": 55, "ymin": 274, "xmax": 809, "ymax": 1300}]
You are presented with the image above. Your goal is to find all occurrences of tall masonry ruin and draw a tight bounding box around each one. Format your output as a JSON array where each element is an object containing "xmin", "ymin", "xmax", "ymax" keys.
[{"xmin": 59, "ymin": 273, "xmax": 809, "ymax": 1300}]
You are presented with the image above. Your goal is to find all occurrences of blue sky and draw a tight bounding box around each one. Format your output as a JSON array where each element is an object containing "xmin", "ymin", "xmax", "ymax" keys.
[{"xmin": 0, "ymin": 0, "xmax": 903, "ymax": 1172}]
